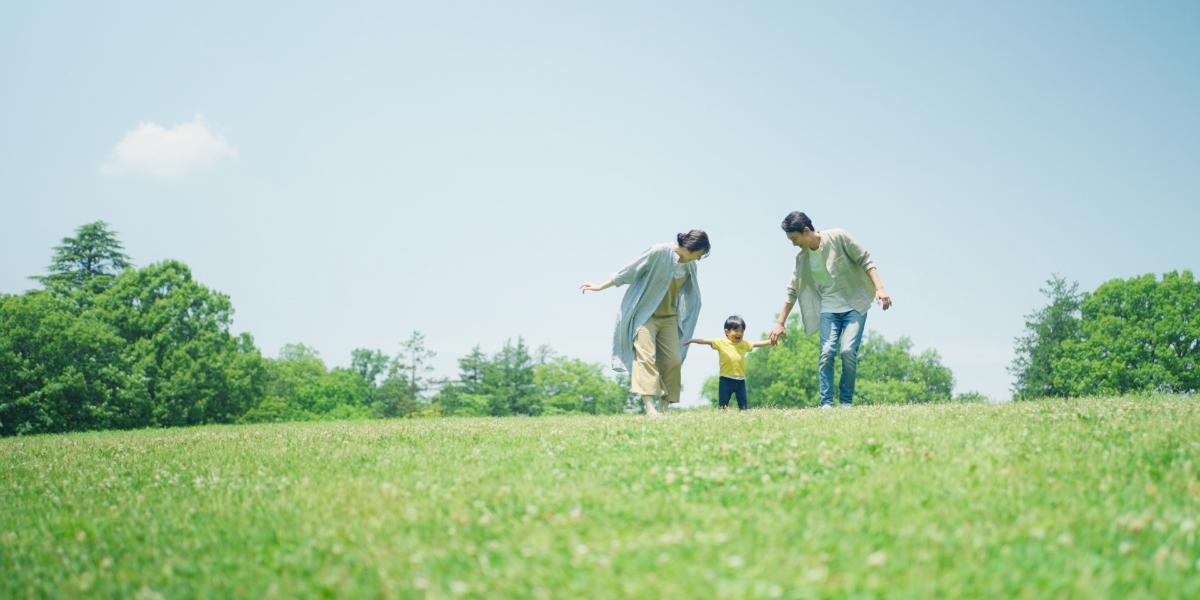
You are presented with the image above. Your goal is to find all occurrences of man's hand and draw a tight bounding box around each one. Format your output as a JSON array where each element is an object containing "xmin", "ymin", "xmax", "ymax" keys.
[
  {"xmin": 876, "ymin": 288, "xmax": 893, "ymax": 310},
  {"xmin": 768, "ymin": 323, "xmax": 788, "ymax": 345}
]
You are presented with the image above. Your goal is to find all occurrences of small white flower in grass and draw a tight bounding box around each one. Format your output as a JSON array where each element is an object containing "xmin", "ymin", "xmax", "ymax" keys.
[
  {"xmin": 803, "ymin": 566, "xmax": 828, "ymax": 582},
  {"xmin": 1057, "ymin": 533, "xmax": 1074, "ymax": 546},
  {"xmin": 413, "ymin": 577, "xmax": 429, "ymax": 589},
  {"xmin": 767, "ymin": 584, "xmax": 784, "ymax": 598},
  {"xmin": 575, "ymin": 544, "xmax": 589, "ymax": 555},
  {"xmin": 1118, "ymin": 541, "xmax": 1135, "ymax": 555},
  {"xmin": 450, "ymin": 581, "xmax": 469, "ymax": 595},
  {"xmin": 1154, "ymin": 546, "xmax": 1170, "ymax": 564},
  {"xmin": 726, "ymin": 555, "xmax": 744, "ymax": 568},
  {"xmin": 680, "ymin": 484, "xmax": 690, "ymax": 493},
  {"xmin": 1029, "ymin": 527, "xmax": 1045, "ymax": 539},
  {"xmin": 866, "ymin": 550, "xmax": 887, "ymax": 567},
  {"xmin": 1180, "ymin": 519, "xmax": 1196, "ymax": 533},
  {"xmin": 761, "ymin": 474, "xmax": 772, "ymax": 484}
]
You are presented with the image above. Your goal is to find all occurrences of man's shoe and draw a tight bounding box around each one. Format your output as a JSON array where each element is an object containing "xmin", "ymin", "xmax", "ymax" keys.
[
  {"xmin": 839, "ymin": 403, "xmax": 853, "ymax": 409},
  {"xmin": 819, "ymin": 404, "xmax": 833, "ymax": 410}
]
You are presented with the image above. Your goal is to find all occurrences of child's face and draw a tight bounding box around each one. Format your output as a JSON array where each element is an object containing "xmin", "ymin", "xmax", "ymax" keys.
[{"xmin": 725, "ymin": 327, "xmax": 745, "ymax": 343}]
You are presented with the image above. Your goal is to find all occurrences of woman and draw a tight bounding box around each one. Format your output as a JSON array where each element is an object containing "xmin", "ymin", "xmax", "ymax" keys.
[{"xmin": 581, "ymin": 230, "xmax": 709, "ymax": 417}]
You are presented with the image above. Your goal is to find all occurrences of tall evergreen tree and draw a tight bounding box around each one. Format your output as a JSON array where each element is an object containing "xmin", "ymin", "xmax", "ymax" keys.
[
  {"xmin": 31, "ymin": 221, "xmax": 132, "ymax": 293},
  {"xmin": 1009, "ymin": 275, "xmax": 1084, "ymax": 400}
]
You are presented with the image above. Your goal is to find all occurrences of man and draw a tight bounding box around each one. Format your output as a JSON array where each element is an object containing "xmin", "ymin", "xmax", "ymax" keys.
[{"xmin": 768, "ymin": 212, "xmax": 892, "ymax": 408}]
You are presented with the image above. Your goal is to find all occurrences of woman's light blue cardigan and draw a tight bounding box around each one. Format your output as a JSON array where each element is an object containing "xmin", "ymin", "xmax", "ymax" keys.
[{"xmin": 609, "ymin": 243, "xmax": 702, "ymax": 373}]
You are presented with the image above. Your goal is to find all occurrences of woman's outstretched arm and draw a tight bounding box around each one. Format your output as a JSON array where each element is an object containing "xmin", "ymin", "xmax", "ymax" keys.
[{"xmin": 580, "ymin": 279, "xmax": 614, "ymax": 293}]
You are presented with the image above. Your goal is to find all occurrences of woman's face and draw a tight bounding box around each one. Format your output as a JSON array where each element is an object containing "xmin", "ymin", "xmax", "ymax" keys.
[{"xmin": 676, "ymin": 247, "xmax": 707, "ymax": 263}]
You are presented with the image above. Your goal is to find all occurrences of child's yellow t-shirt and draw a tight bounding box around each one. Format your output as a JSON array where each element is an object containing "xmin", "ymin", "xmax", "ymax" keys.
[{"xmin": 711, "ymin": 338, "xmax": 755, "ymax": 378}]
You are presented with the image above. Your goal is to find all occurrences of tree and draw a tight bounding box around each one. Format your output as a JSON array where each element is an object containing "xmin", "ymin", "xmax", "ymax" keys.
[
  {"xmin": 351, "ymin": 349, "xmax": 390, "ymax": 386},
  {"xmin": 1052, "ymin": 271, "xmax": 1199, "ymax": 396},
  {"xmin": 100, "ymin": 260, "xmax": 265, "ymax": 427},
  {"xmin": 391, "ymin": 331, "xmax": 437, "ymax": 398},
  {"xmin": 1009, "ymin": 275, "xmax": 1084, "ymax": 400},
  {"xmin": 0, "ymin": 291, "xmax": 150, "ymax": 435},
  {"xmin": 436, "ymin": 340, "xmax": 630, "ymax": 417},
  {"xmin": 535, "ymin": 356, "xmax": 635, "ymax": 415},
  {"xmin": 31, "ymin": 221, "xmax": 132, "ymax": 293},
  {"xmin": 242, "ymin": 344, "xmax": 372, "ymax": 423}
]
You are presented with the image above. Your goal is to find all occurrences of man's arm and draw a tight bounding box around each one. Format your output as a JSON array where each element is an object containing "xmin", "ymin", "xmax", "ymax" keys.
[
  {"xmin": 768, "ymin": 302, "xmax": 795, "ymax": 345},
  {"xmin": 866, "ymin": 268, "xmax": 892, "ymax": 310},
  {"xmin": 683, "ymin": 338, "xmax": 715, "ymax": 347}
]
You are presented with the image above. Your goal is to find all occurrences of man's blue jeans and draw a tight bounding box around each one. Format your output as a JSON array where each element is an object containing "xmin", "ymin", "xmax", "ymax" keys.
[{"xmin": 818, "ymin": 310, "xmax": 867, "ymax": 407}]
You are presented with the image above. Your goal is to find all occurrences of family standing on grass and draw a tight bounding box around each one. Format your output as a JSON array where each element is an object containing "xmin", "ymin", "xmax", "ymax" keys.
[{"xmin": 581, "ymin": 212, "xmax": 893, "ymax": 417}]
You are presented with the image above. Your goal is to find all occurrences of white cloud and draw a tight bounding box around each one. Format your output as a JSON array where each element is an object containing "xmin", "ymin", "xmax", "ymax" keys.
[{"xmin": 100, "ymin": 114, "xmax": 237, "ymax": 179}]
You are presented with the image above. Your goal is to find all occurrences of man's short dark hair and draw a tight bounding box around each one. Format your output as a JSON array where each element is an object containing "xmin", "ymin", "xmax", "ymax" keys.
[
  {"xmin": 724, "ymin": 316, "xmax": 746, "ymax": 331},
  {"xmin": 781, "ymin": 211, "xmax": 814, "ymax": 233}
]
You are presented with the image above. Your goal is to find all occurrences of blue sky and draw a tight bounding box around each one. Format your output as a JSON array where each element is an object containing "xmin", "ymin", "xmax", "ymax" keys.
[{"xmin": 2, "ymin": 1, "xmax": 1198, "ymax": 403}]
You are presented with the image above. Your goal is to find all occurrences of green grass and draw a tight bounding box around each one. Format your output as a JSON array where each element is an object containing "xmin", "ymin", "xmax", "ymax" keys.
[{"xmin": 3, "ymin": 396, "xmax": 1200, "ymax": 599}]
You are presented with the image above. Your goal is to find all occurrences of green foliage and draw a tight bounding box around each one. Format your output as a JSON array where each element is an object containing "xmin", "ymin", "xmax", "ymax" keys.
[
  {"xmin": 725, "ymin": 315, "xmax": 955, "ymax": 408},
  {"xmin": 390, "ymin": 331, "xmax": 438, "ymax": 398},
  {"xmin": 30, "ymin": 221, "xmax": 132, "ymax": 293},
  {"xmin": 1009, "ymin": 275, "xmax": 1084, "ymax": 400},
  {"xmin": 242, "ymin": 344, "xmax": 372, "ymax": 423},
  {"xmin": 437, "ymin": 341, "xmax": 633, "ymax": 416},
  {"xmin": 100, "ymin": 261, "xmax": 265, "ymax": 427},
  {"xmin": 1011, "ymin": 271, "xmax": 1199, "ymax": 399},
  {"xmin": 1054, "ymin": 271, "xmax": 1199, "ymax": 396},
  {"xmin": 4, "ymin": 397, "xmax": 1198, "ymax": 598},
  {"xmin": 0, "ymin": 290, "xmax": 149, "ymax": 435},
  {"xmin": 350, "ymin": 348, "xmax": 389, "ymax": 386},
  {"xmin": 536, "ymin": 357, "xmax": 637, "ymax": 415},
  {"xmin": 1, "ymin": 256, "xmax": 263, "ymax": 435}
]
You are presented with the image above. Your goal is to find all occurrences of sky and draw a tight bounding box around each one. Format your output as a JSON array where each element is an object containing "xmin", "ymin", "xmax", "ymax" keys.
[{"xmin": 2, "ymin": 1, "xmax": 1198, "ymax": 404}]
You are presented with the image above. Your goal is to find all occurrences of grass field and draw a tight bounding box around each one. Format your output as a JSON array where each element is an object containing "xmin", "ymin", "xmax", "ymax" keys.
[{"xmin": 3, "ymin": 397, "xmax": 1200, "ymax": 599}]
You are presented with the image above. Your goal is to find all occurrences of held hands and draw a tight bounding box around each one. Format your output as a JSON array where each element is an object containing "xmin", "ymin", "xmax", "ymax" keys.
[
  {"xmin": 768, "ymin": 323, "xmax": 788, "ymax": 345},
  {"xmin": 876, "ymin": 288, "xmax": 893, "ymax": 310}
]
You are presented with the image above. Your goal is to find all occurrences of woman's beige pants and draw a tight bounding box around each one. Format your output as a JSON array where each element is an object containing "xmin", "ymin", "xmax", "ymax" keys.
[{"xmin": 631, "ymin": 315, "xmax": 682, "ymax": 404}]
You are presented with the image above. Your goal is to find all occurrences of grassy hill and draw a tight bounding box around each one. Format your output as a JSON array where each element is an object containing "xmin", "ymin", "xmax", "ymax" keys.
[{"xmin": 3, "ymin": 397, "xmax": 1199, "ymax": 598}]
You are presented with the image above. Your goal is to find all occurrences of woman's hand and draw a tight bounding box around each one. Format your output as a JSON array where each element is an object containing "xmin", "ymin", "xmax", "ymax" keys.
[{"xmin": 580, "ymin": 280, "xmax": 614, "ymax": 293}]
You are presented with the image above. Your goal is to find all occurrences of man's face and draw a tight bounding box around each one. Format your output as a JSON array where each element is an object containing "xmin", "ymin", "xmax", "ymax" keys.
[
  {"xmin": 725, "ymin": 328, "xmax": 745, "ymax": 343},
  {"xmin": 785, "ymin": 230, "xmax": 817, "ymax": 250}
]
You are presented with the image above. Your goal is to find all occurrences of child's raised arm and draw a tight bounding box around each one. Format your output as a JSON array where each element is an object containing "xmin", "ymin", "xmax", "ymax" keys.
[
  {"xmin": 683, "ymin": 338, "xmax": 715, "ymax": 347},
  {"xmin": 750, "ymin": 340, "xmax": 774, "ymax": 348}
]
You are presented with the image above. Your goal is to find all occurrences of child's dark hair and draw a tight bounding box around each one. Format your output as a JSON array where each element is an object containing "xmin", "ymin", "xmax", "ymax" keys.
[
  {"xmin": 781, "ymin": 211, "xmax": 814, "ymax": 233},
  {"xmin": 676, "ymin": 229, "xmax": 711, "ymax": 257},
  {"xmin": 724, "ymin": 316, "xmax": 746, "ymax": 331}
]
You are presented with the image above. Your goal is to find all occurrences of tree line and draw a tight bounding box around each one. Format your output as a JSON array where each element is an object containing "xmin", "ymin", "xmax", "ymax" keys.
[
  {"xmin": 14, "ymin": 222, "xmax": 1189, "ymax": 435},
  {"xmin": 0, "ymin": 222, "xmax": 642, "ymax": 435}
]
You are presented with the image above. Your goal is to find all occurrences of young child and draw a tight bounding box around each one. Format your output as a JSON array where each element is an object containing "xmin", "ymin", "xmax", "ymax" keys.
[{"xmin": 684, "ymin": 316, "xmax": 771, "ymax": 410}]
